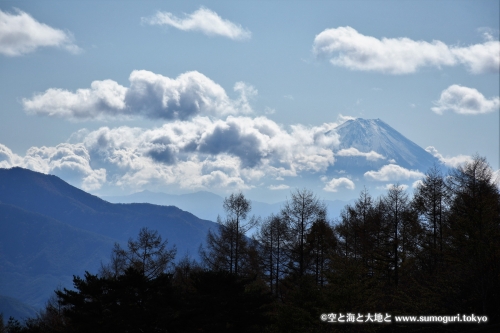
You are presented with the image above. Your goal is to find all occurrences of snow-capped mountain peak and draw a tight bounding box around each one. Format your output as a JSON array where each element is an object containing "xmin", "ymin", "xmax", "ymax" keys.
[{"xmin": 332, "ymin": 118, "xmax": 438, "ymax": 172}]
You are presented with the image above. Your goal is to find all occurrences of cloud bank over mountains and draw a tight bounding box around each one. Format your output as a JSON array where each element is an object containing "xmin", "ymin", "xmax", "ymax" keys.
[
  {"xmin": 1, "ymin": 113, "xmax": 470, "ymax": 197},
  {"xmin": 23, "ymin": 70, "xmax": 256, "ymax": 121},
  {"xmin": 313, "ymin": 26, "xmax": 500, "ymax": 74},
  {"xmin": 0, "ymin": 9, "xmax": 80, "ymax": 56},
  {"xmin": 11, "ymin": 62, "xmax": 480, "ymax": 196},
  {"xmin": 0, "ymin": 116, "xmax": 344, "ymax": 192}
]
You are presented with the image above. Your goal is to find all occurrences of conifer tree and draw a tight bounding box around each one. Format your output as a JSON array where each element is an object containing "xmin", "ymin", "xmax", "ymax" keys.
[
  {"xmin": 201, "ymin": 192, "xmax": 258, "ymax": 276},
  {"xmin": 257, "ymin": 214, "xmax": 290, "ymax": 295},
  {"xmin": 280, "ymin": 189, "xmax": 326, "ymax": 278},
  {"xmin": 100, "ymin": 227, "xmax": 177, "ymax": 280}
]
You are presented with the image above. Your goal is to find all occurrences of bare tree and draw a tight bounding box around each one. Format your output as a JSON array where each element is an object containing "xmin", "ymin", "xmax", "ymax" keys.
[
  {"xmin": 281, "ymin": 188, "xmax": 326, "ymax": 278},
  {"xmin": 305, "ymin": 218, "xmax": 336, "ymax": 287},
  {"xmin": 383, "ymin": 183, "xmax": 410, "ymax": 286},
  {"xmin": 257, "ymin": 214, "xmax": 290, "ymax": 295},
  {"xmin": 223, "ymin": 192, "xmax": 258, "ymax": 275},
  {"xmin": 413, "ymin": 165, "xmax": 447, "ymax": 270},
  {"xmin": 101, "ymin": 227, "xmax": 176, "ymax": 280},
  {"xmin": 201, "ymin": 192, "xmax": 258, "ymax": 276}
]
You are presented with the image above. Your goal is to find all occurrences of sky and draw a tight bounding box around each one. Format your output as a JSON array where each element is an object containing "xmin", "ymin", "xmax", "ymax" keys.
[{"xmin": 0, "ymin": 0, "xmax": 499, "ymax": 204}]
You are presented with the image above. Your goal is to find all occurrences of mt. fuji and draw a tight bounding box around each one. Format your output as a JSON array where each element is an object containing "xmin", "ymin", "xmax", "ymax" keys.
[{"xmin": 329, "ymin": 118, "xmax": 439, "ymax": 176}]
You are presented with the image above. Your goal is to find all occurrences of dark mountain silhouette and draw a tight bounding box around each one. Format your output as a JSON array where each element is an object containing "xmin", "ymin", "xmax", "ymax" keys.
[
  {"xmin": 0, "ymin": 167, "xmax": 215, "ymax": 249},
  {"xmin": 102, "ymin": 190, "xmax": 225, "ymax": 222},
  {"xmin": 0, "ymin": 167, "xmax": 217, "ymax": 311},
  {"xmin": 0, "ymin": 202, "xmax": 115, "ymax": 309}
]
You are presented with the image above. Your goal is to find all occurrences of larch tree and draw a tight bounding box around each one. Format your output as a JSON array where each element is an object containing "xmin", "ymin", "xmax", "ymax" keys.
[
  {"xmin": 201, "ymin": 192, "xmax": 258, "ymax": 276},
  {"xmin": 280, "ymin": 188, "xmax": 327, "ymax": 278},
  {"xmin": 100, "ymin": 227, "xmax": 177, "ymax": 280},
  {"xmin": 257, "ymin": 213, "xmax": 290, "ymax": 296}
]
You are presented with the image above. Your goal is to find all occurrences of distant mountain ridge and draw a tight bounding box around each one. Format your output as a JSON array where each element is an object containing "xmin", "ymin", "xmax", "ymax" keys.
[
  {"xmin": 102, "ymin": 190, "xmax": 352, "ymax": 224},
  {"xmin": 0, "ymin": 167, "xmax": 217, "ymax": 312}
]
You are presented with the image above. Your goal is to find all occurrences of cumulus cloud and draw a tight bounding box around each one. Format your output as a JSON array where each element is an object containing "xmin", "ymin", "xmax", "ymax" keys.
[
  {"xmin": 23, "ymin": 70, "xmax": 254, "ymax": 121},
  {"xmin": 0, "ymin": 112, "xmax": 353, "ymax": 193},
  {"xmin": 431, "ymin": 85, "xmax": 499, "ymax": 115},
  {"xmin": 0, "ymin": 144, "xmax": 22, "ymax": 168},
  {"xmin": 337, "ymin": 147, "xmax": 385, "ymax": 161},
  {"xmin": 142, "ymin": 7, "xmax": 251, "ymax": 40},
  {"xmin": 0, "ymin": 116, "xmax": 344, "ymax": 193},
  {"xmin": 0, "ymin": 9, "xmax": 80, "ymax": 56},
  {"xmin": 425, "ymin": 146, "xmax": 472, "ymax": 168},
  {"xmin": 323, "ymin": 177, "xmax": 355, "ymax": 192},
  {"xmin": 313, "ymin": 26, "xmax": 500, "ymax": 74},
  {"xmin": 0, "ymin": 143, "xmax": 106, "ymax": 191},
  {"xmin": 364, "ymin": 164, "xmax": 424, "ymax": 181}
]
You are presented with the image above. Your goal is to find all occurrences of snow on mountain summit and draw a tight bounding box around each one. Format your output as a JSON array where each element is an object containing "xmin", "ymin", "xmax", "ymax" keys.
[{"xmin": 332, "ymin": 118, "xmax": 438, "ymax": 173}]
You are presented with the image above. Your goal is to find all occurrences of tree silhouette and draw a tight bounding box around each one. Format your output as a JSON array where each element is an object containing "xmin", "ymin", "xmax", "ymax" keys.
[
  {"xmin": 201, "ymin": 192, "xmax": 258, "ymax": 276},
  {"xmin": 280, "ymin": 188, "xmax": 326, "ymax": 278},
  {"xmin": 100, "ymin": 227, "xmax": 176, "ymax": 280},
  {"xmin": 444, "ymin": 156, "xmax": 500, "ymax": 320},
  {"xmin": 257, "ymin": 214, "xmax": 290, "ymax": 296}
]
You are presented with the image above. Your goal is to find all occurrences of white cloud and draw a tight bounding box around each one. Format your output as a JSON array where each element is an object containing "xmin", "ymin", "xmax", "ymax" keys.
[
  {"xmin": 364, "ymin": 164, "xmax": 424, "ymax": 181},
  {"xmin": 313, "ymin": 26, "xmax": 499, "ymax": 74},
  {"xmin": 425, "ymin": 146, "xmax": 472, "ymax": 168},
  {"xmin": 337, "ymin": 147, "xmax": 385, "ymax": 161},
  {"xmin": 0, "ymin": 116, "xmax": 343, "ymax": 193},
  {"xmin": 451, "ymin": 40, "xmax": 500, "ymax": 74},
  {"xmin": 23, "ymin": 70, "xmax": 254, "ymax": 121},
  {"xmin": 0, "ymin": 113, "xmax": 356, "ymax": 193},
  {"xmin": 268, "ymin": 184, "xmax": 290, "ymax": 190},
  {"xmin": 0, "ymin": 144, "xmax": 22, "ymax": 168},
  {"xmin": 0, "ymin": 9, "xmax": 80, "ymax": 56},
  {"xmin": 1, "ymin": 143, "xmax": 106, "ymax": 191},
  {"xmin": 431, "ymin": 85, "xmax": 499, "ymax": 115},
  {"xmin": 142, "ymin": 7, "xmax": 251, "ymax": 40},
  {"xmin": 336, "ymin": 114, "xmax": 356, "ymax": 124},
  {"xmin": 323, "ymin": 177, "xmax": 355, "ymax": 192}
]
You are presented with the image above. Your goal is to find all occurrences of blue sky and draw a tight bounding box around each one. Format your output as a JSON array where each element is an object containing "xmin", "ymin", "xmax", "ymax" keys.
[{"xmin": 0, "ymin": 0, "xmax": 498, "ymax": 203}]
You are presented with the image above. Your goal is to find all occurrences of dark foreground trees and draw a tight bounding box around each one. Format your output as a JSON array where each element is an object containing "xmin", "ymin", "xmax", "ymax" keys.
[
  {"xmin": 9, "ymin": 156, "xmax": 500, "ymax": 332},
  {"xmin": 12, "ymin": 228, "xmax": 271, "ymax": 333}
]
